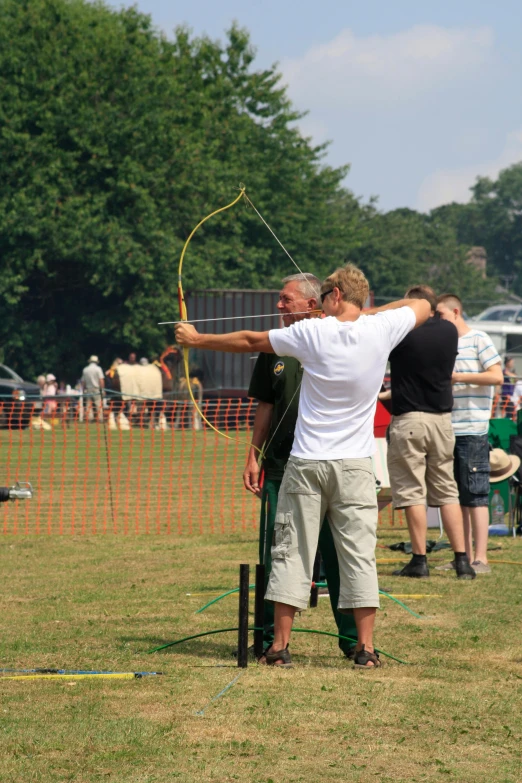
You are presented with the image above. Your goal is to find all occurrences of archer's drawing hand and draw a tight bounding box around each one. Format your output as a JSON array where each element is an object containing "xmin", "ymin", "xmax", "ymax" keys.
[
  {"xmin": 175, "ymin": 322, "xmax": 199, "ymax": 347},
  {"xmin": 243, "ymin": 456, "xmax": 262, "ymax": 496}
]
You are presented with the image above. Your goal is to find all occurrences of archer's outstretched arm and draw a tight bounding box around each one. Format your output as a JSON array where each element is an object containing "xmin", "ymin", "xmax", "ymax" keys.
[{"xmin": 175, "ymin": 323, "xmax": 274, "ymax": 354}]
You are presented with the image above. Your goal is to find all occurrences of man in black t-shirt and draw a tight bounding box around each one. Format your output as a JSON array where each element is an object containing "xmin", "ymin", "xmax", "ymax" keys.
[
  {"xmin": 376, "ymin": 285, "xmax": 475, "ymax": 580},
  {"xmin": 244, "ymin": 273, "xmax": 358, "ymax": 660}
]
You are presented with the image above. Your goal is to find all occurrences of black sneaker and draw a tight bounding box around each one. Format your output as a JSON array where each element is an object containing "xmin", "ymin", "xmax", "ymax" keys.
[
  {"xmin": 392, "ymin": 558, "xmax": 429, "ymax": 578},
  {"xmin": 455, "ymin": 558, "xmax": 476, "ymax": 580}
]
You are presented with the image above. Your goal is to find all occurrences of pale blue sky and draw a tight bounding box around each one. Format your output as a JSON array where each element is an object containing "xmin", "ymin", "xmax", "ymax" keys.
[{"xmin": 105, "ymin": 0, "xmax": 522, "ymax": 212}]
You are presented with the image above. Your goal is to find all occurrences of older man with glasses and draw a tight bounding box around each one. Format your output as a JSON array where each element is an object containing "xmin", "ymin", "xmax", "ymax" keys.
[{"xmin": 175, "ymin": 263, "xmax": 430, "ymax": 668}]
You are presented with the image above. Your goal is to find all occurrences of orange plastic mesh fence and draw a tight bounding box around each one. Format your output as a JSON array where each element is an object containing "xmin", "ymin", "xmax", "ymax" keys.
[
  {"xmin": 0, "ymin": 397, "xmax": 260, "ymax": 535},
  {"xmin": 0, "ymin": 394, "xmax": 514, "ymax": 534},
  {"xmin": 493, "ymin": 392, "xmax": 518, "ymax": 421}
]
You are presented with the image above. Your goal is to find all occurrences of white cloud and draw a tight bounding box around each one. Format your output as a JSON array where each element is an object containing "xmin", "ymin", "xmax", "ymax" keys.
[
  {"xmin": 416, "ymin": 129, "xmax": 522, "ymax": 211},
  {"xmin": 281, "ymin": 24, "xmax": 494, "ymax": 109},
  {"xmin": 294, "ymin": 115, "xmax": 330, "ymax": 145}
]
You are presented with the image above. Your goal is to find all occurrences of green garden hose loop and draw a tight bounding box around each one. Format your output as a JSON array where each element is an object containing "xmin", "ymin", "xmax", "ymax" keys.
[
  {"xmin": 378, "ymin": 590, "xmax": 424, "ymax": 619},
  {"xmin": 194, "ymin": 584, "xmax": 425, "ymax": 620},
  {"xmin": 195, "ymin": 586, "xmax": 254, "ymax": 614},
  {"xmin": 149, "ymin": 627, "xmax": 240, "ymax": 653},
  {"xmin": 147, "ymin": 627, "xmax": 409, "ymax": 664}
]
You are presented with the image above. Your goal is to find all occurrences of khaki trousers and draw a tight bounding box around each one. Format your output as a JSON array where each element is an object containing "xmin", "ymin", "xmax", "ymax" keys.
[{"xmin": 265, "ymin": 456, "xmax": 379, "ymax": 612}]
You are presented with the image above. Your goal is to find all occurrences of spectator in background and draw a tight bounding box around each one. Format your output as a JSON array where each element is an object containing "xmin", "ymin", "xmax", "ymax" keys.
[
  {"xmin": 105, "ymin": 358, "xmax": 123, "ymax": 390},
  {"xmin": 105, "ymin": 359, "xmax": 129, "ymax": 431},
  {"xmin": 127, "ymin": 352, "xmax": 137, "ymax": 365},
  {"xmin": 373, "ymin": 285, "xmax": 475, "ymax": 580},
  {"xmin": 43, "ymin": 374, "xmax": 58, "ymax": 416},
  {"xmin": 437, "ymin": 294, "xmax": 503, "ymax": 574},
  {"xmin": 501, "ymin": 356, "xmax": 517, "ymax": 419},
  {"xmin": 31, "ymin": 375, "xmax": 50, "ymax": 430},
  {"xmin": 81, "ymin": 355, "xmax": 105, "ymax": 422},
  {"xmin": 8, "ymin": 389, "xmax": 30, "ymax": 429},
  {"xmin": 511, "ymin": 376, "xmax": 522, "ymax": 413}
]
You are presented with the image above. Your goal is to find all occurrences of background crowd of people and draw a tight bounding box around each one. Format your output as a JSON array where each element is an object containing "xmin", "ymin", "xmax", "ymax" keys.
[{"xmin": 1, "ymin": 349, "xmax": 207, "ymax": 431}]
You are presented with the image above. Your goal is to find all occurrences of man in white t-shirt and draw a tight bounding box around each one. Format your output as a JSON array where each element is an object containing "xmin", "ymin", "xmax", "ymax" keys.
[
  {"xmin": 437, "ymin": 294, "xmax": 503, "ymax": 574},
  {"xmin": 175, "ymin": 264, "xmax": 430, "ymax": 668}
]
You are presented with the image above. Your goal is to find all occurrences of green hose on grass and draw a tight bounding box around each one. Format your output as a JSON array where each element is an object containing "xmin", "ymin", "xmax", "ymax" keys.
[
  {"xmin": 195, "ymin": 583, "xmax": 424, "ymax": 620},
  {"xmin": 147, "ymin": 627, "xmax": 409, "ymax": 664},
  {"xmin": 195, "ymin": 586, "xmax": 255, "ymax": 614}
]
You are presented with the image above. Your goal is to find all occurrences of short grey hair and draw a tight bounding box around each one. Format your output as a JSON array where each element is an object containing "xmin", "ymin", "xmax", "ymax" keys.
[{"xmin": 281, "ymin": 273, "xmax": 321, "ymax": 301}]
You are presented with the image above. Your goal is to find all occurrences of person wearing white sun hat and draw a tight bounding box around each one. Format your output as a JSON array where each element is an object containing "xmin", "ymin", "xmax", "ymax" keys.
[{"xmin": 81, "ymin": 355, "xmax": 105, "ymax": 421}]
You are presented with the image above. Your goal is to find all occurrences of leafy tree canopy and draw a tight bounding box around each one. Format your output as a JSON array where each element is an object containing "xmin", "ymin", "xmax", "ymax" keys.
[
  {"xmin": 431, "ymin": 163, "xmax": 522, "ymax": 297},
  {"xmin": 0, "ymin": 0, "xmax": 510, "ymax": 380},
  {"xmin": 354, "ymin": 207, "xmax": 498, "ymax": 311},
  {"xmin": 0, "ymin": 0, "xmax": 365, "ymax": 378}
]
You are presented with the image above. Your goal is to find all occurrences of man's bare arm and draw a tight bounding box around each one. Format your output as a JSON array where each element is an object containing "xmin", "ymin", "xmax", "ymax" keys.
[
  {"xmin": 364, "ymin": 298, "xmax": 431, "ymax": 328},
  {"xmin": 453, "ymin": 362, "xmax": 503, "ymax": 386},
  {"xmin": 175, "ymin": 323, "xmax": 273, "ymax": 354},
  {"xmin": 243, "ymin": 401, "xmax": 273, "ymax": 496}
]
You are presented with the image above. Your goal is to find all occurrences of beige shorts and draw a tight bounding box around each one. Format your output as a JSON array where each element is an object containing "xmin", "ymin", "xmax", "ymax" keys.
[
  {"xmin": 387, "ymin": 412, "xmax": 459, "ymax": 509},
  {"xmin": 265, "ymin": 456, "xmax": 380, "ymax": 612}
]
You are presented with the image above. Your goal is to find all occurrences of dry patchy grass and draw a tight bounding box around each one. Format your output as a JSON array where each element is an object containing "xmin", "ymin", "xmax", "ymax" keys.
[{"xmin": 1, "ymin": 530, "xmax": 522, "ymax": 782}]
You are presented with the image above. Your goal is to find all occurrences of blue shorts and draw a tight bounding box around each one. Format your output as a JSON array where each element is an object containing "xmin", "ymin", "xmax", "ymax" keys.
[{"xmin": 453, "ymin": 434, "xmax": 490, "ymax": 507}]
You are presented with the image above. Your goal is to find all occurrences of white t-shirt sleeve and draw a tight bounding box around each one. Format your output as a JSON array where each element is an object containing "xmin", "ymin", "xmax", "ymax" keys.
[
  {"xmin": 375, "ymin": 306, "xmax": 416, "ymax": 351},
  {"xmin": 476, "ymin": 332, "xmax": 501, "ymax": 370},
  {"xmin": 268, "ymin": 319, "xmax": 312, "ymax": 361}
]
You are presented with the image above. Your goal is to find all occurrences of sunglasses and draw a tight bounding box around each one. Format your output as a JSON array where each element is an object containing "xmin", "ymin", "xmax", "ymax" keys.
[{"xmin": 320, "ymin": 289, "xmax": 334, "ymax": 304}]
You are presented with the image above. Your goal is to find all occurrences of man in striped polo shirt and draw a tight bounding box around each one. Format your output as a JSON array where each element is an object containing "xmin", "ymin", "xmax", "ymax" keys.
[{"xmin": 437, "ymin": 294, "xmax": 503, "ymax": 573}]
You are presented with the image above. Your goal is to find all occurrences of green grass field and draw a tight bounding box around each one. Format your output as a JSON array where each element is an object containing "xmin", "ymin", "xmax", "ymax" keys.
[{"xmin": 1, "ymin": 529, "xmax": 521, "ymax": 782}]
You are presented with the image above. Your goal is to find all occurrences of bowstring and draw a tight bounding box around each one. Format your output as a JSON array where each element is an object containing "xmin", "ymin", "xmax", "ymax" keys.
[
  {"xmin": 178, "ymin": 187, "xmax": 319, "ymax": 462},
  {"xmin": 178, "ymin": 189, "xmax": 261, "ymax": 451},
  {"xmin": 241, "ymin": 191, "xmax": 319, "ymax": 464},
  {"xmin": 242, "ymin": 192, "xmax": 308, "ymax": 280}
]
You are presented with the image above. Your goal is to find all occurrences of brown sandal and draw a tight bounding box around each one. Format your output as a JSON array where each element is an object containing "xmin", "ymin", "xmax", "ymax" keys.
[
  {"xmin": 353, "ymin": 644, "xmax": 382, "ymax": 669},
  {"xmin": 264, "ymin": 645, "xmax": 293, "ymax": 668}
]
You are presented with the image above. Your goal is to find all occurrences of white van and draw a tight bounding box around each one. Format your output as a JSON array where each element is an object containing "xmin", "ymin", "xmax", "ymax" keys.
[{"xmin": 471, "ymin": 321, "xmax": 522, "ymax": 375}]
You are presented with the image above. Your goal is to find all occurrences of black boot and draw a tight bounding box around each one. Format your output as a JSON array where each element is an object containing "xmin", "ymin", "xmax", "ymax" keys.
[
  {"xmin": 454, "ymin": 554, "xmax": 476, "ymax": 580},
  {"xmin": 392, "ymin": 556, "xmax": 429, "ymax": 578}
]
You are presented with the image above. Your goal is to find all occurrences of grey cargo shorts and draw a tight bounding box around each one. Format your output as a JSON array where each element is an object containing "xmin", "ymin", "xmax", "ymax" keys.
[{"xmin": 265, "ymin": 456, "xmax": 380, "ymax": 612}]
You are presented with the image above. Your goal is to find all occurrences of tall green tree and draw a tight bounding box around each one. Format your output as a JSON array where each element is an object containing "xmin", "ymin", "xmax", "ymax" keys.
[
  {"xmin": 1, "ymin": 0, "xmax": 508, "ymax": 382},
  {"xmin": 352, "ymin": 207, "xmax": 497, "ymax": 308},
  {"xmin": 0, "ymin": 0, "xmax": 364, "ymax": 379},
  {"xmin": 431, "ymin": 163, "xmax": 522, "ymax": 296}
]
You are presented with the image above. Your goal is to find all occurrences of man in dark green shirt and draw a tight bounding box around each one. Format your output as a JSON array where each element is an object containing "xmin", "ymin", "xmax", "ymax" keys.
[{"xmin": 243, "ymin": 273, "xmax": 358, "ymax": 659}]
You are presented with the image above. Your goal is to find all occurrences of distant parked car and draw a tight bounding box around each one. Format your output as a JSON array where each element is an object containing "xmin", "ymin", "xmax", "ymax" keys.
[
  {"xmin": 0, "ymin": 364, "xmax": 40, "ymax": 398},
  {"xmin": 0, "ymin": 365, "xmax": 41, "ymax": 429},
  {"xmin": 473, "ymin": 304, "xmax": 522, "ymax": 323}
]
